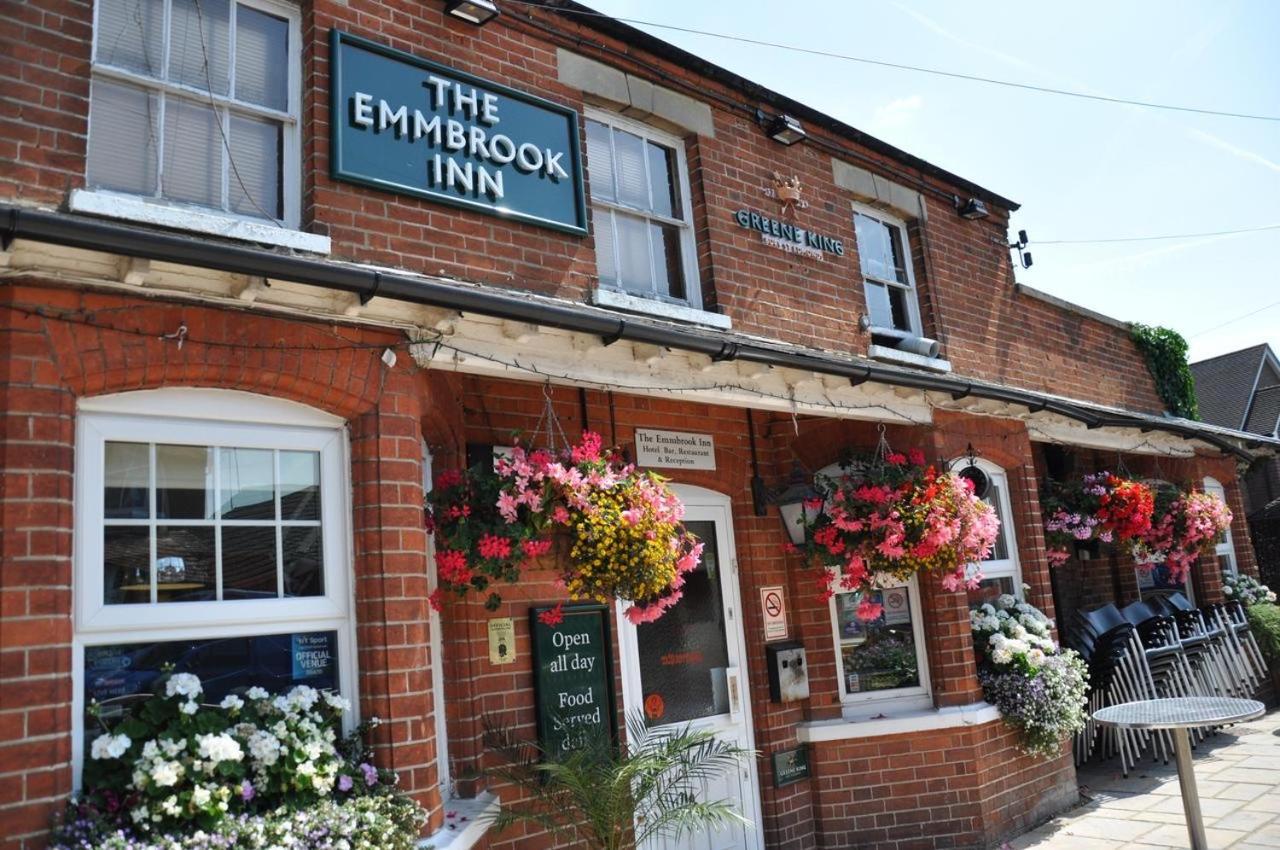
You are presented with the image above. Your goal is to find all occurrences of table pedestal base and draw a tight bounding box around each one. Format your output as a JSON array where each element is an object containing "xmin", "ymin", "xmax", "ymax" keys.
[{"xmin": 1172, "ymin": 728, "xmax": 1207, "ymax": 850}]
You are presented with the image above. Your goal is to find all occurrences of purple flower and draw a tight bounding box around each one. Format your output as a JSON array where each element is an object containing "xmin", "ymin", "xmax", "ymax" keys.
[
  {"xmin": 360, "ymin": 762, "xmax": 379, "ymax": 787},
  {"xmin": 338, "ymin": 774, "xmax": 354, "ymax": 793},
  {"xmin": 241, "ymin": 779, "xmax": 255, "ymax": 802}
]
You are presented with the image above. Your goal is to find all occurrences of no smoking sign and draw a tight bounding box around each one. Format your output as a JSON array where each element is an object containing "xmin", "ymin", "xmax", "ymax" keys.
[{"xmin": 760, "ymin": 586, "xmax": 788, "ymax": 641}]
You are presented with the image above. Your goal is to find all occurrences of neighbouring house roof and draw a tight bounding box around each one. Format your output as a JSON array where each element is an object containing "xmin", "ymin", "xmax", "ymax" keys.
[
  {"xmin": 1254, "ymin": 497, "xmax": 1280, "ymax": 523},
  {"xmin": 1191, "ymin": 344, "xmax": 1278, "ymax": 433}
]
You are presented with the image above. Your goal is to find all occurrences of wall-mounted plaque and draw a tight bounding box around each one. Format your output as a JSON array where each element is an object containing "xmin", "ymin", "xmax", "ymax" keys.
[{"xmin": 634, "ymin": 429, "xmax": 716, "ymax": 470}]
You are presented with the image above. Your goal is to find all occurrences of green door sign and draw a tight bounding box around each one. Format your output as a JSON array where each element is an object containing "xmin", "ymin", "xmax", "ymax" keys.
[
  {"xmin": 530, "ymin": 604, "xmax": 617, "ymax": 756},
  {"xmin": 329, "ymin": 30, "xmax": 587, "ymax": 234}
]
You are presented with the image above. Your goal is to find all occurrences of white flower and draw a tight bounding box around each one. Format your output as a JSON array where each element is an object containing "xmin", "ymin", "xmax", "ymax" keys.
[
  {"xmin": 161, "ymin": 796, "xmax": 181, "ymax": 817},
  {"xmin": 196, "ymin": 732, "xmax": 244, "ymax": 764},
  {"xmin": 165, "ymin": 673, "xmax": 203, "ymax": 700},
  {"xmin": 1223, "ymin": 586, "xmax": 1234, "ymax": 595},
  {"xmin": 131, "ymin": 805, "xmax": 149, "ymax": 824},
  {"xmin": 90, "ymin": 732, "xmax": 131, "ymax": 760},
  {"xmin": 247, "ymin": 731, "xmax": 282, "ymax": 766},
  {"xmin": 160, "ymin": 738, "xmax": 186, "ymax": 757},
  {"xmin": 322, "ymin": 692, "xmax": 351, "ymax": 712},
  {"xmin": 191, "ymin": 786, "xmax": 211, "ymax": 807},
  {"xmin": 247, "ymin": 686, "xmax": 269, "ymax": 701},
  {"xmin": 992, "ymin": 647, "xmax": 1013, "ymax": 665},
  {"xmin": 297, "ymin": 760, "xmax": 316, "ymax": 776},
  {"xmin": 1027, "ymin": 648, "xmax": 1046, "ymax": 668},
  {"xmin": 220, "ymin": 694, "xmax": 245, "ymax": 712},
  {"xmin": 180, "ymin": 700, "xmax": 199, "ymax": 715},
  {"xmin": 151, "ymin": 760, "xmax": 182, "ymax": 787}
]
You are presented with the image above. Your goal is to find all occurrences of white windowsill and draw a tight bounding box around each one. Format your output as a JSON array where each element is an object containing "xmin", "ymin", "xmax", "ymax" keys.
[
  {"xmin": 421, "ymin": 792, "xmax": 499, "ymax": 850},
  {"xmin": 867, "ymin": 343, "xmax": 952, "ymax": 373},
  {"xmin": 591, "ymin": 287, "xmax": 732, "ymax": 330},
  {"xmin": 69, "ymin": 189, "xmax": 331, "ymax": 254},
  {"xmin": 795, "ymin": 701, "xmax": 1001, "ymax": 743}
]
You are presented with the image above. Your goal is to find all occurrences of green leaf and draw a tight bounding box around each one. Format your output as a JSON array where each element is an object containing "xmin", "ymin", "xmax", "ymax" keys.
[{"xmin": 1130, "ymin": 322, "xmax": 1198, "ymax": 420}]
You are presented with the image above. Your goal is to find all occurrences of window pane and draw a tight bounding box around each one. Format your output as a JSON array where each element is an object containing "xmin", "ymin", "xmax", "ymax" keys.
[
  {"xmin": 169, "ymin": 0, "xmax": 229, "ymax": 95},
  {"xmin": 612, "ymin": 128, "xmax": 648, "ymax": 210},
  {"xmin": 104, "ymin": 526, "xmax": 151, "ymax": 605},
  {"xmin": 835, "ymin": 586, "xmax": 920, "ymax": 694},
  {"xmin": 887, "ymin": 285, "xmax": 912, "ymax": 331},
  {"xmin": 650, "ymin": 221, "xmax": 685, "ymax": 301},
  {"xmin": 220, "ymin": 448, "xmax": 275, "ymax": 520},
  {"xmin": 155, "ymin": 525, "xmax": 216, "ymax": 602},
  {"xmin": 615, "ymin": 212, "xmax": 651, "ymax": 295},
  {"xmin": 983, "ymin": 482, "xmax": 1010, "ymax": 562},
  {"xmin": 105, "ymin": 442, "xmax": 150, "ymax": 520},
  {"xmin": 280, "ymin": 451, "xmax": 320, "ymax": 521},
  {"xmin": 966, "ymin": 576, "xmax": 1015, "ymax": 610},
  {"xmin": 283, "ymin": 526, "xmax": 323, "ymax": 597},
  {"xmin": 233, "ymin": 5, "xmax": 288, "ymax": 111},
  {"xmin": 855, "ymin": 213, "xmax": 908, "ymax": 285},
  {"xmin": 222, "ymin": 525, "xmax": 278, "ymax": 599},
  {"xmin": 864, "ymin": 281, "xmax": 894, "ymax": 329},
  {"xmin": 156, "ymin": 444, "xmax": 213, "ymax": 519},
  {"xmin": 95, "ymin": 0, "xmax": 164, "ymax": 76},
  {"xmin": 646, "ymin": 141, "xmax": 679, "ymax": 219},
  {"xmin": 228, "ymin": 114, "xmax": 281, "ymax": 220},
  {"xmin": 162, "ymin": 97, "xmax": 221, "ymax": 207},
  {"xmin": 593, "ymin": 207, "xmax": 617, "ymax": 285},
  {"xmin": 1218, "ymin": 555, "xmax": 1236, "ymax": 580},
  {"xmin": 584, "ymin": 119, "xmax": 615, "ymax": 203},
  {"xmin": 87, "ymin": 79, "xmax": 158, "ymax": 196},
  {"xmin": 636, "ymin": 521, "xmax": 730, "ymax": 725},
  {"xmin": 83, "ymin": 630, "xmax": 339, "ymax": 739}
]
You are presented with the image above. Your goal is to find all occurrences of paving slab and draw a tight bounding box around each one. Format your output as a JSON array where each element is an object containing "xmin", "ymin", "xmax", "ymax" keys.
[{"xmin": 1010, "ymin": 709, "xmax": 1280, "ymax": 849}]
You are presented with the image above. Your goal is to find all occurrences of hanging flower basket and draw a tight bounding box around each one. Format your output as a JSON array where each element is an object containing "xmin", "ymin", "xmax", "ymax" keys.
[
  {"xmin": 1131, "ymin": 487, "xmax": 1232, "ymax": 584},
  {"xmin": 427, "ymin": 432, "xmax": 701, "ymax": 623},
  {"xmin": 1042, "ymin": 472, "xmax": 1154, "ymax": 567},
  {"xmin": 795, "ymin": 447, "xmax": 999, "ymax": 619}
]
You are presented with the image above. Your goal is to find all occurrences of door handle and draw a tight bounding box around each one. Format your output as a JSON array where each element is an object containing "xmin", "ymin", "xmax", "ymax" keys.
[{"xmin": 726, "ymin": 667, "xmax": 743, "ymax": 722}]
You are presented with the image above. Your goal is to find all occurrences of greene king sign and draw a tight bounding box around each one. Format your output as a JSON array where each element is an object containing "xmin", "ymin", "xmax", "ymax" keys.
[{"xmin": 329, "ymin": 31, "xmax": 587, "ymax": 234}]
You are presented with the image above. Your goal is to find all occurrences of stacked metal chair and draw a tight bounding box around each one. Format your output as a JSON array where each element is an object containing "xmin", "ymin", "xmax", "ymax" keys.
[{"xmin": 1072, "ymin": 592, "xmax": 1269, "ymax": 773}]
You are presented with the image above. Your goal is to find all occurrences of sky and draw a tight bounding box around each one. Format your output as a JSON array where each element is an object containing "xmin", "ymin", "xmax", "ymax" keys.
[{"xmin": 575, "ymin": 0, "xmax": 1280, "ymax": 364}]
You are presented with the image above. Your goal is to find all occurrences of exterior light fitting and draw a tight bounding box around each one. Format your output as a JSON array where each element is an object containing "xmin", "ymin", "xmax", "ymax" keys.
[
  {"xmin": 1009, "ymin": 229, "xmax": 1033, "ymax": 269},
  {"xmin": 773, "ymin": 462, "xmax": 822, "ymax": 546},
  {"xmin": 956, "ymin": 196, "xmax": 989, "ymax": 220},
  {"xmin": 445, "ymin": 0, "xmax": 499, "ymax": 25},
  {"xmin": 760, "ymin": 110, "xmax": 806, "ymax": 146}
]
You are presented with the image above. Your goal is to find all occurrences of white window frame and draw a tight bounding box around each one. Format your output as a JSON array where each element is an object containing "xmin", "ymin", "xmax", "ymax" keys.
[
  {"xmin": 852, "ymin": 204, "xmax": 923, "ymax": 340},
  {"xmin": 816, "ymin": 462, "xmax": 931, "ymax": 715},
  {"xmin": 584, "ymin": 107, "xmax": 704, "ymax": 314},
  {"xmin": 828, "ymin": 574, "xmax": 932, "ymax": 715},
  {"xmin": 957, "ymin": 459, "xmax": 1023, "ymax": 601},
  {"xmin": 78, "ymin": 0, "xmax": 325, "ymax": 253},
  {"xmin": 1204, "ymin": 477, "xmax": 1239, "ymax": 578},
  {"xmin": 72, "ymin": 389, "xmax": 357, "ymax": 785},
  {"xmin": 422, "ymin": 441, "xmax": 451, "ymax": 802}
]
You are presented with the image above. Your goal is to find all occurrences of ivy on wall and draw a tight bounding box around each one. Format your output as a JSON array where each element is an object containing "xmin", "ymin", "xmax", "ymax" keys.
[{"xmin": 1130, "ymin": 322, "xmax": 1199, "ymax": 420}]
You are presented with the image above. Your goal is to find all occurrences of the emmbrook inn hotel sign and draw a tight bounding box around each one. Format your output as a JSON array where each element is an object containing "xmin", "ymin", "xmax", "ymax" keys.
[{"xmin": 330, "ymin": 30, "xmax": 587, "ymax": 234}]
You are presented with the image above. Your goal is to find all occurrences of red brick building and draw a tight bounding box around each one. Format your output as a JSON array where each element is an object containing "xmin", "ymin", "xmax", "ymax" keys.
[{"xmin": 0, "ymin": 2, "xmax": 1274, "ymax": 848}]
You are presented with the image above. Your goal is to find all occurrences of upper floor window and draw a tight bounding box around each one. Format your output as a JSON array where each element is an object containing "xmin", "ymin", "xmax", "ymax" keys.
[
  {"xmin": 854, "ymin": 208, "xmax": 922, "ymax": 343},
  {"xmin": 87, "ymin": 0, "xmax": 300, "ymax": 227},
  {"xmin": 585, "ymin": 110, "xmax": 701, "ymax": 312}
]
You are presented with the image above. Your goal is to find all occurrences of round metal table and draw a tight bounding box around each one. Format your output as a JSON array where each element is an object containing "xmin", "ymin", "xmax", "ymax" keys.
[{"xmin": 1094, "ymin": 697, "xmax": 1265, "ymax": 850}]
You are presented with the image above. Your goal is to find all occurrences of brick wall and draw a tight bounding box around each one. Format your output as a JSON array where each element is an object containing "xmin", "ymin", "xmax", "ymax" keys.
[
  {"xmin": 0, "ymin": 284, "xmax": 442, "ymax": 848},
  {"xmin": 1, "ymin": 0, "xmax": 1164, "ymax": 415}
]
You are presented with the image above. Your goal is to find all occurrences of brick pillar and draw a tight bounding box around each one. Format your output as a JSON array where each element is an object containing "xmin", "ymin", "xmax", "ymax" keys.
[
  {"xmin": 0, "ymin": 304, "xmax": 76, "ymax": 849},
  {"xmin": 349, "ymin": 368, "xmax": 443, "ymax": 832}
]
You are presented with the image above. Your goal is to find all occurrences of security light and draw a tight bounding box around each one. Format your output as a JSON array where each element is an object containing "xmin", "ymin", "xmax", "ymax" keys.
[
  {"xmin": 957, "ymin": 197, "xmax": 989, "ymax": 220},
  {"xmin": 445, "ymin": 0, "xmax": 499, "ymax": 25},
  {"xmin": 765, "ymin": 113, "xmax": 806, "ymax": 146},
  {"xmin": 773, "ymin": 462, "xmax": 821, "ymax": 546}
]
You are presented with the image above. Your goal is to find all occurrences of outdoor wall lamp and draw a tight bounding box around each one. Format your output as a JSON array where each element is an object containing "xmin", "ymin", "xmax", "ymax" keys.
[
  {"xmin": 445, "ymin": 0, "xmax": 500, "ymax": 25},
  {"xmin": 773, "ymin": 462, "xmax": 822, "ymax": 546},
  {"xmin": 1009, "ymin": 229, "xmax": 1033, "ymax": 269},
  {"xmin": 759, "ymin": 110, "xmax": 807, "ymax": 146},
  {"xmin": 956, "ymin": 196, "xmax": 989, "ymax": 220}
]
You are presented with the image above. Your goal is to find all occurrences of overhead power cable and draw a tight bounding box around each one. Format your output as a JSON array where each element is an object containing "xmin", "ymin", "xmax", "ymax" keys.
[
  {"xmin": 1188, "ymin": 299, "xmax": 1280, "ymax": 339},
  {"xmin": 1035, "ymin": 223, "xmax": 1280, "ymax": 246},
  {"xmin": 510, "ymin": 0, "xmax": 1280, "ymax": 122}
]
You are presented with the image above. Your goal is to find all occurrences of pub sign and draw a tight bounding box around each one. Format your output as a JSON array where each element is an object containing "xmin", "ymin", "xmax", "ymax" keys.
[{"xmin": 330, "ymin": 30, "xmax": 588, "ymax": 234}]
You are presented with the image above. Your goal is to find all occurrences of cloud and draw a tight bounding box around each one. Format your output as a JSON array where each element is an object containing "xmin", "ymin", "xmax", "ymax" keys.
[
  {"xmin": 869, "ymin": 95, "xmax": 924, "ymax": 133},
  {"xmin": 1187, "ymin": 129, "xmax": 1280, "ymax": 175}
]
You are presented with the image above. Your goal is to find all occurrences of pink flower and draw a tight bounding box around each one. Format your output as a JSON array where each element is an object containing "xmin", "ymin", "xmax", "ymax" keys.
[
  {"xmin": 496, "ymin": 491, "xmax": 519, "ymax": 523},
  {"xmin": 428, "ymin": 588, "xmax": 444, "ymax": 612},
  {"xmin": 571, "ymin": 431, "xmax": 604, "ymax": 464},
  {"xmin": 521, "ymin": 538, "xmax": 552, "ymax": 558},
  {"xmin": 551, "ymin": 505, "xmax": 571, "ymax": 525},
  {"xmin": 908, "ymin": 448, "xmax": 927, "ymax": 466},
  {"xmin": 855, "ymin": 599, "xmax": 884, "ymax": 621},
  {"xmin": 436, "ymin": 549, "xmax": 472, "ymax": 585},
  {"xmin": 538, "ymin": 602, "xmax": 565, "ymax": 627}
]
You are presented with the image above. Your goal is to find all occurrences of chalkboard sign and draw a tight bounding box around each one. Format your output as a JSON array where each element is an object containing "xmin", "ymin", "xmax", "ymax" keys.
[{"xmin": 530, "ymin": 604, "xmax": 617, "ymax": 757}]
